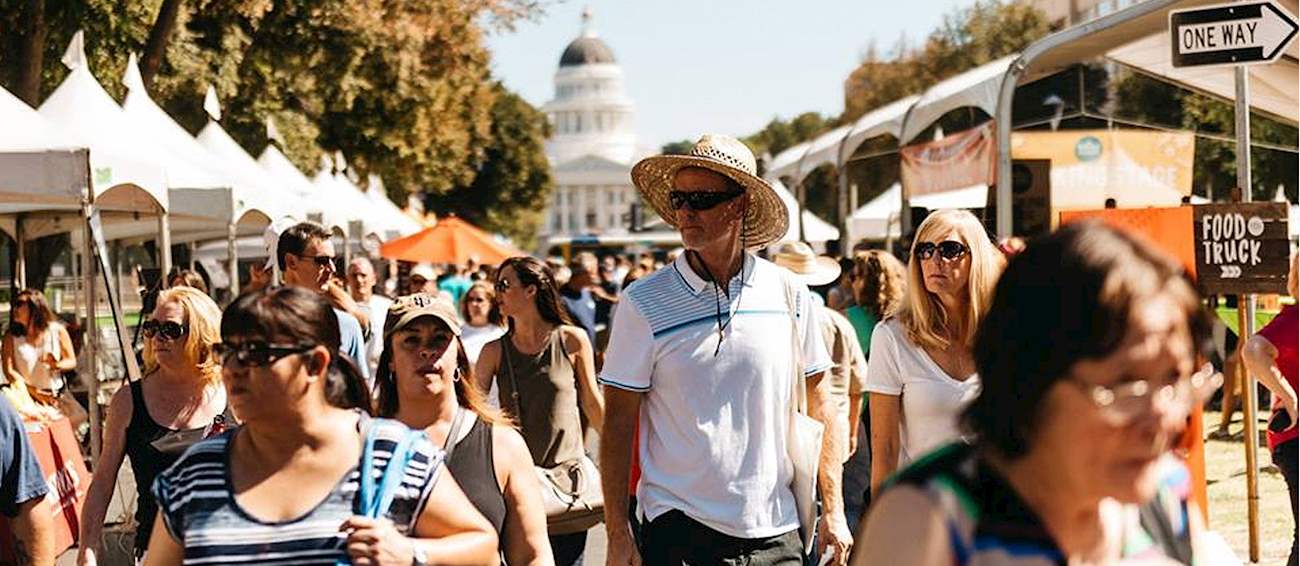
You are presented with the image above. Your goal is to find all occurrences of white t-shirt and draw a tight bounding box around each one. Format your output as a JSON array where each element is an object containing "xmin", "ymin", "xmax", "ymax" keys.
[
  {"xmin": 599, "ymin": 253, "xmax": 832, "ymax": 539},
  {"xmin": 358, "ymin": 295, "xmax": 393, "ymax": 378},
  {"xmin": 863, "ymin": 318, "xmax": 980, "ymax": 465},
  {"xmin": 461, "ymin": 323, "xmax": 506, "ymax": 409}
]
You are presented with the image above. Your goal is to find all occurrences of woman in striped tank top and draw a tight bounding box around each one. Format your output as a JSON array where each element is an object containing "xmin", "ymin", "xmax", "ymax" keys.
[{"xmin": 144, "ymin": 287, "xmax": 499, "ymax": 566}]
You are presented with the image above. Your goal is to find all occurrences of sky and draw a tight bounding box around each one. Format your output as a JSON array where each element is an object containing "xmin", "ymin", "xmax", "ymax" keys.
[{"xmin": 485, "ymin": 0, "xmax": 977, "ymax": 150}]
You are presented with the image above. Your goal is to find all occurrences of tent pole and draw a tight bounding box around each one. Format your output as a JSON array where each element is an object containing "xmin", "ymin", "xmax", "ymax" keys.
[
  {"xmin": 157, "ymin": 211, "xmax": 172, "ymax": 278},
  {"xmin": 1234, "ymin": 66, "xmax": 1261, "ymax": 564},
  {"xmin": 15, "ymin": 214, "xmax": 26, "ymax": 289},
  {"xmin": 227, "ymin": 223, "xmax": 240, "ymax": 297},
  {"xmin": 81, "ymin": 200, "xmax": 101, "ymax": 466},
  {"xmin": 189, "ymin": 241, "xmax": 197, "ymax": 270}
]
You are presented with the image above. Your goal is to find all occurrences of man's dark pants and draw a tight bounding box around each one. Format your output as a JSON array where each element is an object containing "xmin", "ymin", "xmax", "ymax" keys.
[{"xmin": 640, "ymin": 509, "xmax": 803, "ymax": 565}]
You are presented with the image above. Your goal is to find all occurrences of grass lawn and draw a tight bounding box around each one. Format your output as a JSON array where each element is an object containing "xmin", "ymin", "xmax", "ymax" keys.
[{"xmin": 1203, "ymin": 410, "xmax": 1293, "ymax": 565}]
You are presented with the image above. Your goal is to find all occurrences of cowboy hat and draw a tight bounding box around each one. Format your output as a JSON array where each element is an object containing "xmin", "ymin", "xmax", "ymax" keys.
[
  {"xmin": 773, "ymin": 242, "xmax": 841, "ymax": 287},
  {"xmin": 631, "ymin": 134, "xmax": 788, "ymax": 249}
]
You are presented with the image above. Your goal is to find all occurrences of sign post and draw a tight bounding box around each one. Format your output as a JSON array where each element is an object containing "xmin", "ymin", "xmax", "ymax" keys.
[{"xmin": 1171, "ymin": 2, "xmax": 1297, "ymax": 560}]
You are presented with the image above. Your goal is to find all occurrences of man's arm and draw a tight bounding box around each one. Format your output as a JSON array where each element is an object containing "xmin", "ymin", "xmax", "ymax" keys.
[
  {"xmin": 11, "ymin": 496, "xmax": 56, "ymax": 566},
  {"xmin": 600, "ymin": 386, "xmax": 642, "ymax": 566},
  {"xmin": 808, "ymin": 369, "xmax": 852, "ymax": 565}
]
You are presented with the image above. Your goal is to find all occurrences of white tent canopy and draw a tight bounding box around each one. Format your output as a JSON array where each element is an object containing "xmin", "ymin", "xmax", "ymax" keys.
[
  {"xmin": 363, "ymin": 175, "xmax": 424, "ymax": 241},
  {"xmin": 0, "ymin": 86, "xmax": 88, "ymax": 216},
  {"xmin": 196, "ymin": 119, "xmax": 297, "ymax": 228},
  {"xmin": 766, "ymin": 140, "xmax": 810, "ymax": 182},
  {"xmin": 791, "ymin": 124, "xmax": 852, "ymax": 185},
  {"xmin": 838, "ymin": 95, "xmax": 919, "ymax": 165},
  {"xmin": 911, "ymin": 184, "xmax": 988, "ymax": 210},
  {"xmin": 311, "ymin": 164, "xmax": 377, "ymax": 239},
  {"xmin": 771, "ymin": 179, "xmax": 840, "ymax": 244},
  {"xmin": 848, "ymin": 183, "xmax": 902, "ymax": 242},
  {"xmin": 899, "ymin": 55, "xmax": 1017, "ymax": 144}
]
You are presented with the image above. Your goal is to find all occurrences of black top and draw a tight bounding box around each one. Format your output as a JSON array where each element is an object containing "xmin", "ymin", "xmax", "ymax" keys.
[
  {"xmin": 445, "ymin": 417, "xmax": 507, "ymax": 536},
  {"xmin": 124, "ymin": 379, "xmax": 230, "ymax": 551}
]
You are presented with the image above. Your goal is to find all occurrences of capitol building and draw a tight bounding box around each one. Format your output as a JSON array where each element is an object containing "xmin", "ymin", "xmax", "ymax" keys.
[{"xmin": 539, "ymin": 10, "xmax": 653, "ymax": 247}]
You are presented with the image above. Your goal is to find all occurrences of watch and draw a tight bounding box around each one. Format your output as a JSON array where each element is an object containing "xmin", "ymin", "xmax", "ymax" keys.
[{"xmin": 411, "ymin": 544, "xmax": 429, "ymax": 566}]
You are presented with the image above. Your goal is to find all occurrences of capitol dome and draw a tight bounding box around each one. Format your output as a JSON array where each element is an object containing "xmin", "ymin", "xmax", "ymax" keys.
[{"xmin": 560, "ymin": 36, "xmax": 615, "ymax": 67}]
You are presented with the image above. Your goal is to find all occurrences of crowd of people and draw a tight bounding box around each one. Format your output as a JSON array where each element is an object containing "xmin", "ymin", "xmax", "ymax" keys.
[{"xmin": 0, "ymin": 133, "xmax": 1295, "ymax": 566}]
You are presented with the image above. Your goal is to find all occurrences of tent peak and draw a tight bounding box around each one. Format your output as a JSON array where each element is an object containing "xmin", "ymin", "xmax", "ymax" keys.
[
  {"xmin": 203, "ymin": 85, "xmax": 221, "ymax": 121},
  {"xmin": 123, "ymin": 53, "xmax": 145, "ymax": 93},
  {"xmin": 61, "ymin": 30, "xmax": 86, "ymax": 71}
]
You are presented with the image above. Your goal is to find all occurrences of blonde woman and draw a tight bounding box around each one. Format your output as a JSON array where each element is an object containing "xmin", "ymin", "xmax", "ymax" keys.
[
  {"xmin": 865, "ymin": 210, "xmax": 1002, "ymax": 494},
  {"xmin": 78, "ymin": 287, "xmax": 231, "ymax": 565}
]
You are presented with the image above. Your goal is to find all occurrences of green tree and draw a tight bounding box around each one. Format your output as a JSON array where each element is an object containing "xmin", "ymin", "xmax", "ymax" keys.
[
  {"xmin": 431, "ymin": 83, "xmax": 553, "ymax": 249},
  {"xmin": 744, "ymin": 112, "xmax": 833, "ymax": 160},
  {"xmin": 661, "ymin": 139, "xmax": 694, "ymax": 155}
]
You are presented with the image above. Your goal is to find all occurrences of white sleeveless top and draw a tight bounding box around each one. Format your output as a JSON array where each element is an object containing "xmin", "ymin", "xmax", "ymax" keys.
[{"xmin": 15, "ymin": 321, "xmax": 64, "ymax": 391}]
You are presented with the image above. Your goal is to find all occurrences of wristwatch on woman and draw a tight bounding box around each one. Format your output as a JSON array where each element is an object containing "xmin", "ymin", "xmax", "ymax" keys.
[{"xmin": 410, "ymin": 543, "xmax": 428, "ymax": 566}]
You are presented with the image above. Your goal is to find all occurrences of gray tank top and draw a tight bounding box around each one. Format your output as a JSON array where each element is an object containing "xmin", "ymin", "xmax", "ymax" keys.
[{"xmin": 496, "ymin": 328, "xmax": 585, "ymax": 468}]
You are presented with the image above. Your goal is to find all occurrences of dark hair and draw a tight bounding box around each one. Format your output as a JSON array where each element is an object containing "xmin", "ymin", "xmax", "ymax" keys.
[
  {"xmin": 497, "ymin": 256, "xmax": 575, "ymax": 328},
  {"xmin": 220, "ymin": 286, "xmax": 372, "ymax": 414},
  {"xmin": 962, "ymin": 221, "xmax": 1211, "ymax": 459},
  {"xmin": 374, "ymin": 328, "xmax": 510, "ymax": 426},
  {"xmin": 168, "ymin": 269, "xmax": 209, "ymax": 296},
  {"xmin": 277, "ymin": 221, "xmax": 333, "ymax": 271},
  {"xmin": 10, "ymin": 289, "xmax": 53, "ymax": 336}
]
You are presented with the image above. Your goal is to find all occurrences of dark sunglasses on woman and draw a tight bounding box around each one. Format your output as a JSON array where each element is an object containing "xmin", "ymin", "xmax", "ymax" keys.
[
  {"xmin": 669, "ymin": 189, "xmax": 745, "ymax": 211},
  {"xmin": 142, "ymin": 320, "xmax": 188, "ymax": 341},
  {"xmin": 212, "ymin": 342, "xmax": 316, "ymax": 367},
  {"xmin": 913, "ymin": 241, "xmax": 970, "ymax": 261}
]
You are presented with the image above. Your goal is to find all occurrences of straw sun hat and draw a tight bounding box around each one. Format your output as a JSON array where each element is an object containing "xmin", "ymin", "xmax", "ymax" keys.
[
  {"xmin": 631, "ymin": 134, "xmax": 789, "ymax": 248},
  {"xmin": 772, "ymin": 241, "xmax": 842, "ymax": 286}
]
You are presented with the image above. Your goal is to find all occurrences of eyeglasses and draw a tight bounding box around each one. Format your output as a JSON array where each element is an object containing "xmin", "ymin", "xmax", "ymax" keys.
[
  {"xmin": 142, "ymin": 320, "xmax": 187, "ymax": 341},
  {"xmin": 1072, "ymin": 363, "xmax": 1223, "ymax": 426},
  {"xmin": 295, "ymin": 254, "xmax": 336, "ymax": 269},
  {"xmin": 913, "ymin": 241, "xmax": 970, "ymax": 261},
  {"xmin": 212, "ymin": 342, "xmax": 317, "ymax": 368},
  {"xmin": 669, "ymin": 189, "xmax": 745, "ymax": 211}
]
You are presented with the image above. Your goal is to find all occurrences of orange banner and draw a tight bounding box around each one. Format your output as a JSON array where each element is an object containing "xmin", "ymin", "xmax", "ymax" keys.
[
  {"xmin": 900, "ymin": 122, "xmax": 996, "ymax": 198},
  {"xmin": 1012, "ymin": 129, "xmax": 1195, "ymax": 211},
  {"xmin": 0, "ymin": 418, "xmax": 91, "ymax": 560}
]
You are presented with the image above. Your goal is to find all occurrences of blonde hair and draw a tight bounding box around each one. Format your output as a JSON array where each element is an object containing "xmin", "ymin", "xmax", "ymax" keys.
[
  {"xmin": 853, "ymin": 250, "xmax": 907, "ymax": 320},
  {"xmin": 897, "ymin": 209, "xmax": 1002, "ymax": 351},
  {"xmin": 142, "ymin": 286, "xmax": 223, "ymax": 384}
]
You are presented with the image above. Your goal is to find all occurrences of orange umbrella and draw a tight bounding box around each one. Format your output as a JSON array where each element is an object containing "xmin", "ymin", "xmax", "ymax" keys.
[{"xmin": 379, "ymin": 215, "xmax": 524, "ymax": 266}]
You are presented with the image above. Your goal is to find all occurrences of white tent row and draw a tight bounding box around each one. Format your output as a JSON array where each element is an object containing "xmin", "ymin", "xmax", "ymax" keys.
[{"xmin": 771, "ymin": 179, "xmax": 839, "ymax": 245}]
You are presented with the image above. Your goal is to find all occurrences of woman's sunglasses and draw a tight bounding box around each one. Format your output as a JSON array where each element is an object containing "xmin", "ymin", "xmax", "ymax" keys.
[
  {"xmin": 913, "ymin": 241, "xmax": 970, "ymax": 261},
  {"xmin": 212, "ymin": 342, "xmax": 316, "ymax": 368},
  {"xmin": 142, "ymin": 320, "xmax": 188, "ymax": 341},
  {"xmin": 669, "ymin": 189, "xmax": 745, "ymax": 211},
  {"xmin": 494, "ymin": 279, "xmax": 511, "ymax": 293}
]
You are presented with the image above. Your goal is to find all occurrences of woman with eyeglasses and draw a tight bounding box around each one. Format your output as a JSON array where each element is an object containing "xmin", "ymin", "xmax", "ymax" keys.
[
  {"xmin": 377, "ymin": 294, "xmax": 553, "ymax": 565},
  {"xmin": 2, "ymin": 289, "xmax": 79, "ymax": 422},
  {"xmin": 143, "ymin": 286, "xmax": 498, "ymax": 566},
  {"xmin": 474, "ymin": 257, "xmax": 604, "ymax": 566},
  {"xmin": 854, "ymin": 221, "xmax": 1214, "ymax": 565},
  {"xmin": 864, "ymin": 210, "xmax": 1002, "ymax": 494},
  {"xmin": 78, "ymin": 286, "xmax": 230, "ymax": 565}
]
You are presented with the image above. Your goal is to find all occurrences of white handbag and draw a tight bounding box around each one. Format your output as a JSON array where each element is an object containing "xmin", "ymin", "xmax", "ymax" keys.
[{"xmin": 785, "ymin": 283, "xmax": 823, "ymax": 554}]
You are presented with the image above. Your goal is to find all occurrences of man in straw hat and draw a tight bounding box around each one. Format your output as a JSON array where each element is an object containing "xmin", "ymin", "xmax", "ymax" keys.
[
  {"xmin": 599, "ymin": 135, "xmax": 852, "ymax": 565},
  {"xmin": 773, "ymin": 241, "xmax": 871, "ymax": 531}
]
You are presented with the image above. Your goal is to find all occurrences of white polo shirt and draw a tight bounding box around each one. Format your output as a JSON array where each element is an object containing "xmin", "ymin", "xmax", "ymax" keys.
[{"xmin": 599, "ymin": 252, "xmax": 832, "ymax": 539}]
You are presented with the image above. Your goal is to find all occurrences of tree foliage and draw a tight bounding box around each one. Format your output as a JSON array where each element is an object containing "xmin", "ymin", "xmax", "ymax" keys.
[
  {"xmin": 430, "ymin": 83, "xmax": 553, "ymax": 249},
  {"xmin": 743, "ymin": 112, "xmax": 834, "ymax": 164}
]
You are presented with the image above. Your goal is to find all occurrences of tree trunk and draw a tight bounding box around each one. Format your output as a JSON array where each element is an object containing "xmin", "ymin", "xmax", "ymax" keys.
[
  {"xmin": 15, "ymin": 0, "xmax": 48, "ymax": 106},
  {"xmin": 140, "ymin": 0, "xmax": 183, "ymax": 87}
]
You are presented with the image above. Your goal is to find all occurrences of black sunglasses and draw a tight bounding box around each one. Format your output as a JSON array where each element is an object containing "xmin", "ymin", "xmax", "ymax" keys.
[
  {"xmin": 669, "ymin": 189, "xmax": 745, "ymax": 212},
  {"xmin": 494, "ymin": 279, "xmax": 511, "ymax": 293},
  {"xmin": 295, "ymin": 254, "xmax": 336, "ymax": 269},
  {"xmin": 914, "ymin": 241, "xmax": 970, "ymax": 261},
  {"xmin": 142, "ymin": 320, "xmax": 188, "ymax": 341},
  {"xmin": 213, "ymin": 342, "xmax": 316, "ymax": 368}
]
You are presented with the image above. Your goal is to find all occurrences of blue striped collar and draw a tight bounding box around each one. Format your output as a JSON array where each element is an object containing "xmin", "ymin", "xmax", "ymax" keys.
[{"xmin": 671, "ymin": 252, "xmax": 757, "ymax": 295}]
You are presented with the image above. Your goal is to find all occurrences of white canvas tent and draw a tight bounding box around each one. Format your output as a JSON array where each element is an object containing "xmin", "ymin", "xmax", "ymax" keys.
[
  {"xmin": 847, "ymin": 183, "xmax": 902, "ymax": 243},
  {"xmin": 363, "ymin": 175, "xmax": 425, "ymax": 241},
  {"xmin": 838, "ymin": 96, "xmax": 919, "ymax": 166},
  {"xmin": 771, "ymin": 179, "xmax": 840, "ymax": 245},
  {"xmin": 256, "ymin": 145, "xmax": 344, "ymax": 233},
  {"xmin": 899, "ymin": 56, "xmax": 1017, "ymax": 145}
]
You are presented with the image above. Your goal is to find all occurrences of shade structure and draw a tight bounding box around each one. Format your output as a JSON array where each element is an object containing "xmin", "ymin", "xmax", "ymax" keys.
[
  {"xmin": 771, "ymin": 179, "xmax": 840, "ymax": 245},
  {"xmin": 380, "ymin": 216, "xmax": 523, "ymax": 266},
  {"xmin": 847, "ymin": 183, "xmax": 902, "ymax": 242}
]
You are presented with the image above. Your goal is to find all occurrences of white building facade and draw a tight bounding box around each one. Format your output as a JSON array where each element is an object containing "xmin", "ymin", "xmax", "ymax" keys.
[{"xmin": 540, "ymin": 10, "xmax": 646, "ymax": 243}]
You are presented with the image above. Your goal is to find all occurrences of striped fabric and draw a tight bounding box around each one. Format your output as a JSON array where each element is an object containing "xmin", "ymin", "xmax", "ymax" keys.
[
  {"xmin": 887, "ymin": 443, "xmax": 1194, "ymax": 566},
  {"xmin": 152, "ymin": 416, "xmax": 443, "ymax": 565}
]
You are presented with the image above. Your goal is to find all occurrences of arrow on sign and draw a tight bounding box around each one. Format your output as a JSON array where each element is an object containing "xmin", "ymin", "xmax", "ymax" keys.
[
  {"xmin": 1170, "ymin": 0, "xmax": 1299, "ymax": 67},
  {"xmin": 1220, "ymin": 265, "xmax": 1243, "ymax": 278}
]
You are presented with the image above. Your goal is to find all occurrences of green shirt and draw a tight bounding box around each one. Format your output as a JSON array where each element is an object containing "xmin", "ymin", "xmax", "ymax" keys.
[{"xmin": 844, "ymin": 305, "xmax": 877, "ymax": 359}]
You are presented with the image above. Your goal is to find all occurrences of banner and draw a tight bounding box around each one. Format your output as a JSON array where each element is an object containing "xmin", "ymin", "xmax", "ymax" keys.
[
  {"xmin": 900, "ymin": 121, "xmax": 996, "ymax": 198},
  {"xmin": 1012, "ymin": 129, "xmax": 1195, "ymax": 211},
  {"xmin": 0, "ymin": 418, "xmax": 92, "ymax": 560}
]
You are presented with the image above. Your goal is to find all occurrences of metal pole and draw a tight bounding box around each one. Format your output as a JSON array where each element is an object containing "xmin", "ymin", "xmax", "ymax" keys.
[
  {"xmin": 1233, "ymin": 64, "xmax": 1261, "ymax": 564},
  {"xmin": 81, "ymin": 201, "xmax": 100, "ymax": 466},
  {"xmin": 227, "ymin": 223, "xmax": 240, "ymax": 297},
  {"xmin": 15, "ymin": 214, "xmax": 26, "ymax": 289},
  {"xmin": 157, "ymin": 211, "xmax": 172, "ymax": 277}
]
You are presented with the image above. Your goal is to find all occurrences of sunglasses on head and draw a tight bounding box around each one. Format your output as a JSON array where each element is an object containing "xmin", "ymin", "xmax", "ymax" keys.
[
  {"xmin": 142, "ymin": 320, "xmax": 188, "ymax": 341},
  {"xmin": 669, "ymin": 189, "xmax": 745, "ymax": 212},
  {"xmin": 914, "ymin": 241, "xmax": 970, "ymax": 261},
  {"xmin": 212, "ymin": 342, "xmax": 317, "ymax": 368}
]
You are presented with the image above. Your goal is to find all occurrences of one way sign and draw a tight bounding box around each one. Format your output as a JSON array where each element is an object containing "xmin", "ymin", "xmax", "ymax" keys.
[{"xmin": 1170, "ymin": 0, "xmax": 1299, "ymax": 67}]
